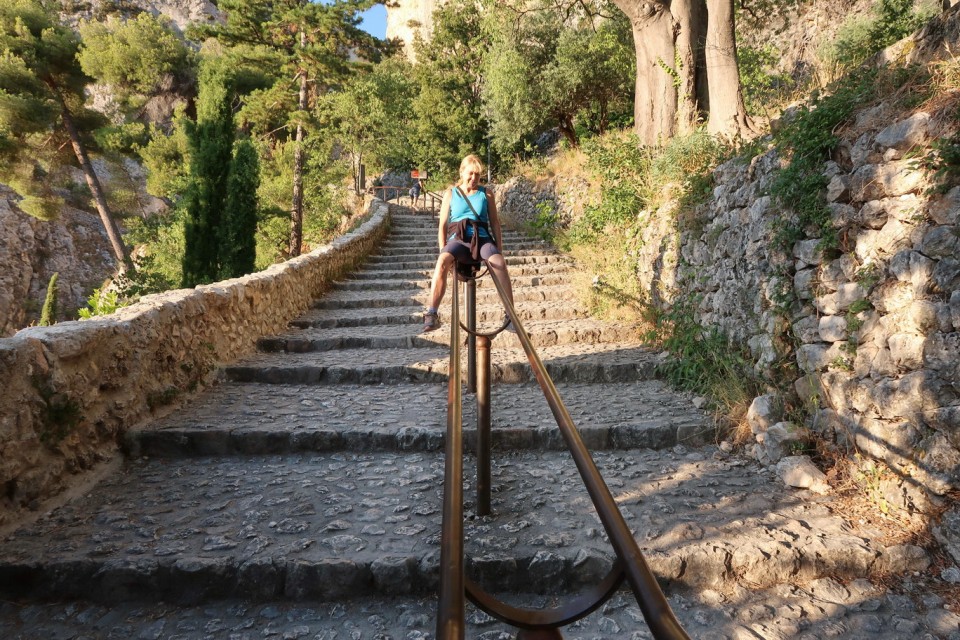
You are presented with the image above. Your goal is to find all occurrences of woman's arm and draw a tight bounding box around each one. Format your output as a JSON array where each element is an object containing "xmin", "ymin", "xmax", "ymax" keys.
[
  {"xmin": 437, "ymin": 188, "xmax": 452, "ymax": 250},
  {"xmin": 487, "ymin": 190, "xmax": 503, "ymax": 250}
]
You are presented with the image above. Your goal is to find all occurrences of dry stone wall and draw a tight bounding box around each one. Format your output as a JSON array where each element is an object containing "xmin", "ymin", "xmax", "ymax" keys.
[
  {"xmin": 496, "ymin": 11, "xmax": 960, "ymax": 503},
  {"xmin": 0, "ymin": 199, "xmax": 390, "ymax": 526}
]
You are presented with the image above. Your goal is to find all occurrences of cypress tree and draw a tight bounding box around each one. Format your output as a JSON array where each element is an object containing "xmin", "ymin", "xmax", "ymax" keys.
[
  {"xmin": 219, "ymin": 138, "xmax": 260, "ymax": 279},
  {"xmin": 181, "ymin": 60, "xmax": 235, "ymax": 287},
  {"xmin": 39, "ymin": 272, "xmax": 59, "ymax": 326}
]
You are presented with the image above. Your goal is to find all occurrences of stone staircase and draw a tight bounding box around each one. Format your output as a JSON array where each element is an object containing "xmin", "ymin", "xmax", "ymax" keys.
[{"xmin": 0, "ymin": 208, "xmax": 948, "ymax": 639}]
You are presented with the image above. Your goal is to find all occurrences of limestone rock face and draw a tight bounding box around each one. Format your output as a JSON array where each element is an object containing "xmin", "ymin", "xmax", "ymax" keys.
[
  {"xmin": 386, "ymin": 0, "xmax": 440, "ymax": 59},
  {"xmin": 0, "ymin": 191, "xmax": 116, "ymax": 337}
]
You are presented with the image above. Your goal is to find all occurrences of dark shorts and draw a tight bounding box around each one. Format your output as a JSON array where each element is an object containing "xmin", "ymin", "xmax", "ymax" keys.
[{"xmin": 441, "ymin": 236, "xmax": 501, "ymax": 263}]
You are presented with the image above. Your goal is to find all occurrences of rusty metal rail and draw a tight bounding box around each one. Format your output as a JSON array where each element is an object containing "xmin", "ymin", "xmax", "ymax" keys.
[{"xmin": 435, "ymin": 262, "xmax": 691, "ymax": 640}]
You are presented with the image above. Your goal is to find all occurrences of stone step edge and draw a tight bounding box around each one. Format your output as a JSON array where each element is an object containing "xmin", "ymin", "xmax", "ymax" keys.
[
  {"xmin": 0, "ymin": 537, "xmax": 927, "ymax": 606},
  {"xmin": 222, "ymin": 360, "xmax": 658, "ymax": 386},
  {"xmin": 124, "ymin": 419, "xmax": 712, "ymax": 458}
]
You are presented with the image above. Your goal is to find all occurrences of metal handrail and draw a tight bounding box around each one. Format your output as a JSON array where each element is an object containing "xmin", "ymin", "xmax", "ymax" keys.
[
  {"xmin": 435, "ymin": 260, "xmax": 691, "ymax": 639},
  {"xmin": 436, "ymin": 272, "xmax": 465, "ymax": 639}
]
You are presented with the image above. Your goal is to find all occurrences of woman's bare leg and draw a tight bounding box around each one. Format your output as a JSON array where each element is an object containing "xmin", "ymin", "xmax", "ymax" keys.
[
  {"xmin": 428, "ymin": 252, "xmax": 455, "ymax": 310},
  {"xmin": 485, "ymin": 253, "xmax": 514, "ymax": 307}
]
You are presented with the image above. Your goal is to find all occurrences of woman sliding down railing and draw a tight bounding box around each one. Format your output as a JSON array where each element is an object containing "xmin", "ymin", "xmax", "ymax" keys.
[
  {"xmin": 422, "ymin": 154, "xmax": 516, "ymax": 335},
  {"xmin": 434, "ymin": 236, "xmax": 691, "ymax": 640}
]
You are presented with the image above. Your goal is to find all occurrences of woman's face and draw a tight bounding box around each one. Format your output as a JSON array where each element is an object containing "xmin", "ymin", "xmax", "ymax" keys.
[{"xmin": 460, "ymin": 163, "xmax": 481, "ymax": 190}]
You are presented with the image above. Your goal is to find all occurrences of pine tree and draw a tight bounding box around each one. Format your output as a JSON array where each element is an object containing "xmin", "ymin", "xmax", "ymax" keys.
[
  {"xmin": 0, "ymin": 0, "xmax": 134, "ymax": 272},
  {"xmin": 39, "ymin": 272, "xmax": 58, "ymax": 326},
  {"xmin": 219, "ymin": 138, "xmax": 260, "ymax": 279},
  {"xmin": 181, "ymin": 60, "xmax": 235, "ymax": 287},
  {"xmin": 194, "ymin": 0, "xmax": 391, "ymax": 257}
]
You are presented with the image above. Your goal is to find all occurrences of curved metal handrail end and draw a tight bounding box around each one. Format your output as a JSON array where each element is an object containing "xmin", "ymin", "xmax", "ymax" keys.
[
  {"xmin": 464, "ymin": 561, "xmax": 626, "ymax": 630},
  {"xmin": 458, "ymin": 315, "xmax": 509, "ymax": 339}
]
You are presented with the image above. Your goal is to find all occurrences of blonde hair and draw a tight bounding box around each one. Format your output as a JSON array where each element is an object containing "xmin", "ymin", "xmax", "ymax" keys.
[{"xmin": 457, "ymin": 154, "xmax": 483, "ymax": 185}]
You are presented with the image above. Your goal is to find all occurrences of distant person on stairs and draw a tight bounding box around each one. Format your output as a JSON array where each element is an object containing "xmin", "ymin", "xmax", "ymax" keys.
[
  {"xmin": 423, "ymin": 154, "xmax": 516, "ymax": 333},
  {"xmin": 409, "ymin": 178, "xmax": 422, "ymax": 209}
]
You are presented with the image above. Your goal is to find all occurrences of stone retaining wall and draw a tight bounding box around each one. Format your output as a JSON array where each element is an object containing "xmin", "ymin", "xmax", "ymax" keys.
[
  {"xmin": 0, "ymin": 199, "xmax": 391, "ymax": 526},
  {"xmin": 496, "ymin": 9, "xmax": 960, "ymax": 504}
]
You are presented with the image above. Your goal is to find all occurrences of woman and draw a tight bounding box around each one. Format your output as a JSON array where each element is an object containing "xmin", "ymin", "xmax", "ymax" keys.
[{"xmin": 422, "ymin": 154, "xmax": 516, "ymax": 333}]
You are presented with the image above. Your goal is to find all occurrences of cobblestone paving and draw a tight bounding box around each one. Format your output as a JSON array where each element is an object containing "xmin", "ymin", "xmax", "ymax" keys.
[{"xmin": 2, "ymin": 208, "xmax": 959, "ymax": 638}]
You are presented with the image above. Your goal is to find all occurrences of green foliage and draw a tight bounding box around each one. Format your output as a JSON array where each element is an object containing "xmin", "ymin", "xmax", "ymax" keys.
[
  {"xmin": 644, "ymin": 293, "xmax": 763, "ymax": 423},
  {"xmin": 770, "ymin": 72, "xmax": 876, "ymax": 253},
  {"xmin": 0, "ymin": 0, "xmax": 104, "ymax": 220},
  {"xmin": 573, "ymin": 129, "xmax": 725, "ymax": 237},
  {"xmin": 528, "ymin": 200, "xmax": 560, "ymax": 242},
  {"xmin": 140, "ymin": 114, "xmax": 191, "ymax": 199},
  {"xmin": 123, "ymin": 208, "xmax": 186, "ymax": 292},
  {"xmin": 821, "ymin": 0, "xmax": 936, "ymax": 71},
  {"xmin": 482, "ymin": 2, "xmax": 634, "ymax": 151},
  {"xmin": 737, "ymin": 44, "xmax": 795, "ymax": 115},
  {"xmin": 918, "ymin": 125, "xmax": 960, "ymax": 192},
  {"xmin": 182, "ymin": 59, "xmax": 236, "ymax": 287},
  {"xmin": 78, "ymin": 286, "xmax": 123, "ymax": 318},
  {"xmin": 220, "ymin": 137, "xmax": 260, "ymax": 279},
  {"xmin": 78, "ymin": 12, "xmax": 194, "ymax": 112},
  {"xmin": 39, "ymin": 272, "xmax": 58, "ymax": 326}
]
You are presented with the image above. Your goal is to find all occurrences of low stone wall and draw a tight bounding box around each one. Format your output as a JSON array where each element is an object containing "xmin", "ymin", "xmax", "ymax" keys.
[{"xmin": 0, "ymin": 199, "xmax": 391, "ymax": 526}]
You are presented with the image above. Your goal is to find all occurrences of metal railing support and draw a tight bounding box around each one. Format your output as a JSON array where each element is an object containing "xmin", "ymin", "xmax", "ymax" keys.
[
  {"xmin": 476, "ymin": 334, "xmax": 492, "ymax": 517},
  {"xmin": 466, "ymin": 279, "xmax": 477, "ymax": 393},
  {"xmin": 437, "ymin": 274, "xmax": 465, "ymax": 640}
]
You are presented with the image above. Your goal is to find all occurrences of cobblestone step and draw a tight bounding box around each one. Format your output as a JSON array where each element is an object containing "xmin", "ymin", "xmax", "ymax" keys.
[
  {"xmin": 333, "ymin": 271, "xmax": 570, "ymax": 292},
  {"xmin": 124, "ymin": 381, "xmax": 708, "ymax": 457},
  {"xmin": 223, "ymin": 343, "xmax": 661, "ymax": 385},
  {"xmin": 311, "ymin": 284, "xmax": 576, "ymax": 311},
  {"xmin": 260, "ymin": 318, "xmax": 640, "ymax": 352},
  {"xmin": 348, "ymin": 262, "xmax": 574, "ymax": 281},
  {"xmin": 289, "ymin": 300, "xmax": 591, "ymax": 329},
  {"xmin": 364, "ymin": 255, "xmax": 570, "ymax": 270},
  {"xmin": 0, "ymin": 448, "xmax": 929, "ymax": 607},
  {"xmin": 3, "ymin": 583, "xmax": 956, "ymax": 640},
  {"xmin": 378, "ymin": 240, "xmax": 552, "ymax": 255}
]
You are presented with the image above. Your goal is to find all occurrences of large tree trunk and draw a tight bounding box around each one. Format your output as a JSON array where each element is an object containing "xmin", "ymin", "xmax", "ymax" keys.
[
  {"xmin": 704, "ymin": 0, "xmax": 755, "ymax": 138},
  {"xmin": 289, "ymin": 31, "xmax": 308, "ymax": 258},
  {"xmin": 59, "ymin": 99, "xmax": 134, "ymax": 273},
  {"xmin": 613, "ymin": 0, "xmax": 702, "ymax": 145}
]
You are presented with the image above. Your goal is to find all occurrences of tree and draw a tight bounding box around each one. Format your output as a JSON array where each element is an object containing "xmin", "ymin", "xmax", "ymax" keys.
[
  {"xmin": 220, "ymin": 137, "xmax": 260, "ymax": 279},
  {"xmin": 0, "ymin": 0, "xmax": 133, "ymax": 271},
  {"xmin": 194, "ymin": 0, "xmax": 392, "ymax": 257},
  {"xmin": 482, "ymin": 3, "xmax": 634, "ymax": 150},
  {"xmin": 609, "ymin": 0, "xmax": 754, "ymax": 144},
  {"xmin": 39, "ymin": 272, "xmax": 58, "ymax": 326},
  {"xmin": 77, "ymin": 12, "xmax": 195, "ymax": 116},
  {"xmin": 409, "ymin": 0, "xmax": 492, "ymax": 178},
  {"xmin": 316, "ymin": 56, "xmax": 416, "ymax": 189},
  {"xmin": 181, "ymin": 59, "xmax": 235, "ymax": 287}
]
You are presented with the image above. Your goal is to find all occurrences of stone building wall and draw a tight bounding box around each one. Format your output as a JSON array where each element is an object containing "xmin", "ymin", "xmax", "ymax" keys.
[{"xmin": 0, "ymin": 199, "xmax": 390, "ymax": 527}]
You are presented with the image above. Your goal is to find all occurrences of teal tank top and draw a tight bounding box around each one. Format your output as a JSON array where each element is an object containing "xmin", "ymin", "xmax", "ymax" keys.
[{"xmin": 448, "ymin": 186, "xmax": 490, "ymax": 239}]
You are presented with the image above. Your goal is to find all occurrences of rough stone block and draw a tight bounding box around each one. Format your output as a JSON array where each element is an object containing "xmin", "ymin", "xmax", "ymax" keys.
[
  {"xmin": 777, "ymin": 455, "xmax": 830, "ymax": 494},
  {"xmin": 888, "ymin": 333, "xmax": 925, "ymax": 369},
  {"xmin": 792, "ymin": 314, "xmax": 820, "ymax": 343},
  {"xmin": 793, "ymin": 238, "xmax": 824, "ymax": 266},
  {"xmin": 871, "ymin": 280, "xmax": 916, "ymax": 314},
  {"xmin": 933, "ymin": 258, "xmax": 960, "ymax": 293},
  {"xmin": 746, "ymin": 394, "xmax": 783, "ymax": 435},
  {"xmin": 890, "ymin": 250, "xmax": 935, "ymax": 293},
  {"xmin": 815, "ymin": 283, "xmax": 866, "ymax": 315},
  {"xmin": 819, "ymin": 315, "xmax": 848, "ymax": 342},
  {"xmin": 926, "ymin": 185, "xmax": 960, "ymax": 225},
  {"xmin": 933, "ymin": 506, "xmax": 960, "ymax": 565},
  {"xmin": 826, "ymin": 175, "xmax": 850, "ymax": 203},
  {"xmin": 859, "ymin": 200, "xmax": 889, "ymax": 229},
  {"xmin": 850, "ymin": 161, "xmax": 927, "ymax": 201},
  {"xmin": 920, "ymin": 225, "xmax": 960, "ymax": 259},
  {"xmin": 875, "ymin": 112, "xmax": 931, "ymax": 153},
  {"xmin": 793, "ymin": 268, "xmax": 817, "ymax": 300}
]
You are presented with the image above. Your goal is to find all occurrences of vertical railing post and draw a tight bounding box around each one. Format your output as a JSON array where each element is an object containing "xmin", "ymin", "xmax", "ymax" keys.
[
  {"xmin": 476, "ymin": 334, "xmax": 491, "ymax": 516},
  {"xmin": 466, "ymin": 279, "xmax": 477, "ymax": 393},
  {"xmin": 437, "ymin": 274, "xmax": 465, "ymax": 639}
]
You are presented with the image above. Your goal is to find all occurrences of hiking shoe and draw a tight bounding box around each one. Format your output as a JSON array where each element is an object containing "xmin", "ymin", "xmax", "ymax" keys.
[
  {"xmin": 423, "ymin": 311, "xmax": 441, "ymax": 333},
  {"xmin": 503, "ymin": 314, "xmax": 517, "ymax": 334}
]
